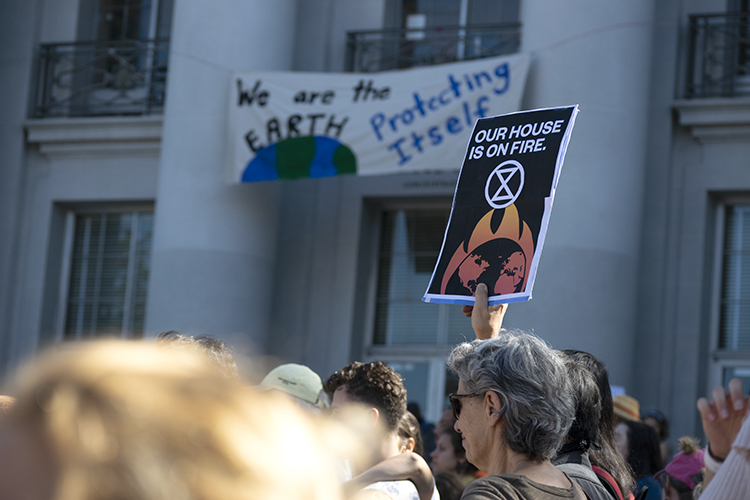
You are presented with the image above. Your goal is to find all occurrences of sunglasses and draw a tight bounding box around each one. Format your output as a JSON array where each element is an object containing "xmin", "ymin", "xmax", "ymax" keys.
[{"xmin": 449, "ymin": 392, "xmax": 484, "ymax": 419}]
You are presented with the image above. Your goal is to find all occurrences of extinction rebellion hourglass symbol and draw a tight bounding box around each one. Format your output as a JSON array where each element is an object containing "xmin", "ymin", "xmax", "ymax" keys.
[{"xmin": 484, "ymin": 160, "xmax": 524, "ymax": 209}]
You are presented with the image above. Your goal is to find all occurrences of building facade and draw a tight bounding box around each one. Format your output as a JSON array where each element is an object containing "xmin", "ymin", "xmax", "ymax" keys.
[{"xmin": 1, "ymin": 0, "xmax": 749, "ymax": 441}]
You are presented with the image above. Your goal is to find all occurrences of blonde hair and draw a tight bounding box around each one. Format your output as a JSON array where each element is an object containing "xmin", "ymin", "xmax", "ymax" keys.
[
  {"xmin": 4, "ymin": 340, "xmax": 342, "ymax": 500},
  {"xmin": 677, "ymin": 436, "xmax": 699, "ymax": 455}
]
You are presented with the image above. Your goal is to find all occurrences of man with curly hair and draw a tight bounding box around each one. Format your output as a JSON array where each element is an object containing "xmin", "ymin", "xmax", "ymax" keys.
[
  {"xmin": 326, "ymin": 361, "xmax": 434, "ymax": 500},
  {"xmin": 325, "ymin": 361, "xmax": 407, "ymax": 434}
]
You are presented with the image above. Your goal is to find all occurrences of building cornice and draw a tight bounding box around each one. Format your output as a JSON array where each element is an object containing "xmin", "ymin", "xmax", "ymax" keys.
[
  {"xmin": 24, "ymin": 116, "xmax": 163, "ymax": 159},
  {"xmin": 674, "ymin": 98, "xmax": 750, "ymax": 143}
]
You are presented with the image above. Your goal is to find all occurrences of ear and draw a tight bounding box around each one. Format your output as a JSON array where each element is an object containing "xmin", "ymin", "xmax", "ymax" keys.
[
  {"xmin": 369, "ymin": 407, "xmax": 380, "ymax": 427},
  {"xmin": 399, "ymin": 437, "xmax": 416, "ymax": 453},
  {"xmin": 485, "ymin": 390, "xmax": 502, "ymax": 426}
]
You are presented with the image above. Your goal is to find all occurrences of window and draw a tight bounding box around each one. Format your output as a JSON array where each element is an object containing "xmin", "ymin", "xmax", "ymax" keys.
[
  {"xmin": 77, "ymin": 0, "xmax": 173, "ymax": 42},
  {"xmin": 367, "ymin": 206, "xmax": 473, "ymax": 423},
  {"xmin": 350, "ymin": 0, "xmax": 520, "ymax": 72},
  {"xmin": 58, "ymin": 209, "xmax": 154, "ymax": 340},
  {"xmin": 719, "ymin": 205, "xmax": 750, "ymax": 350},
  {"xmin": 399, "ymin": 0, "xmax": 521, "ymax": 64},
  {"xmin": 711, "ymin": 204, "xmax": 750, "ymax": 389},
  {"xmin": 38, "ymin": 0, "xmax": 175, "ymax": 117},
  {"xmin": 374, "ymin": 208, "xmax": 473, "ymax": 346},
  {"xmin": 397, "ymin": 0, "xmax": 520, "ymax": 28}
]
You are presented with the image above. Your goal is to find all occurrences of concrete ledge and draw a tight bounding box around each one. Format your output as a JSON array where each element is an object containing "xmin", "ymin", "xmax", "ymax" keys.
[
  {"xmin": 674, "ymin": 98, "xmax": 750, "ymax": 143},
  {"xmin": 24, "ymin": 116, "xmax": 163, "ymax": 159}
]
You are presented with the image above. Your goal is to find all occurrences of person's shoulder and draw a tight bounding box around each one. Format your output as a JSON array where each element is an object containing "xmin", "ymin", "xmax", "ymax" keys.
[
  {"xmin": 462, "ymin": 475, "xmax": 522, "ymax": 500},
  {"xmin": 463, "ymin": 474, "xmax": 587, "ymax": 500},
  {"xmin": 556, "ymin": 465, "xmax": 613, "ymax": 500}
]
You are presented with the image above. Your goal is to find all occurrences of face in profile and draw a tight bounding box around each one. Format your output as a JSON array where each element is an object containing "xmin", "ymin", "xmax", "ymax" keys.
[{"xmin": 430, "ymin": 432, "xmax": 458, "ymax": 474}]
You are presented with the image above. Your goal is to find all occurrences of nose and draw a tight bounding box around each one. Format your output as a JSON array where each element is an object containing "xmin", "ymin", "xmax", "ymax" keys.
[{"xmin": 454, "ymin": 418, "xmax": 461, "ymax": 433}]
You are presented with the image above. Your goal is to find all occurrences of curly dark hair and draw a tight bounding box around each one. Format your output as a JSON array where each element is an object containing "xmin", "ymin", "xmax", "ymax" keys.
[{"xmin": 324, "ymin": 361, "xmax": 407, "ymax": 431}]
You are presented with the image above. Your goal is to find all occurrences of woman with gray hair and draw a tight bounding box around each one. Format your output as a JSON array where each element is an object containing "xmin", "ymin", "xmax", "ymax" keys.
[{"xmin": 447, "ymin": 329, "xmax": 585, "ymax": 500}]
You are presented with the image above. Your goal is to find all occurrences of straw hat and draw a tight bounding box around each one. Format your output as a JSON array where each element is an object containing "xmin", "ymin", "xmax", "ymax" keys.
[{"xmin": 613, "ymin": 394, "xmax": 640, "ymax": 422}]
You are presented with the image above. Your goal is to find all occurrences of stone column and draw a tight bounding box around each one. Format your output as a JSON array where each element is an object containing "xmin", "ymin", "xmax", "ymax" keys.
[
  {"xmin": 146, "ymin": 0, "xmax": 297, "ymax": 349},
  {"xmin": 508, "ymin": 1, "xmax": 655, "ymax": 388},
  {"xmin": 0, "ymin": 0, "xmax": 40, "ymax": 373}
]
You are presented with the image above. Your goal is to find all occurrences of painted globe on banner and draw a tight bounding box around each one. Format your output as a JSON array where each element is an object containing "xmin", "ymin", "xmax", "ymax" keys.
[{"xmin": 242, "ymin": 136, "xmax": 356, "ymax": 182}]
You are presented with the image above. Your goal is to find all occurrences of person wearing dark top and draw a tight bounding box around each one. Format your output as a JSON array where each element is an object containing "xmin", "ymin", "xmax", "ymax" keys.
[
  {"xmin": 563, "ymin": 351, "xmax": 634, "ymax": 498},
  {"xmin": 615, "ymin": 418, "xmax": 662, "ymax": 500},
  {"xmin": 462, "ymin": 286, "xmax": 635, "ymax": 500},
  {"xmin": 446, "ymin": 320, "xmax": 585, "ymax": 500},
  {"xmin": 552, "ymin": 351, "xmax": 618, "ymax": 500}
]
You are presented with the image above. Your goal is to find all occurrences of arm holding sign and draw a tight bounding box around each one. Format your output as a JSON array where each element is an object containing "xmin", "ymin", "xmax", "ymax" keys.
[{"xmin": 461, "ymin": 283, "xmax": 508, "ymax": 340}]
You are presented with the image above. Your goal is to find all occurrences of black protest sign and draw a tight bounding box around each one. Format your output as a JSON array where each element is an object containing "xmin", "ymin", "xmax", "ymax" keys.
[{"xmin": 423, "ymin": 105, "xmax": 578, "ymax": 305}]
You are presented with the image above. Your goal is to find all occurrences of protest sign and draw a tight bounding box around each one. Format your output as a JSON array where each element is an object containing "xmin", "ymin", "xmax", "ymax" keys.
[
  {"xmin": 423, "ymin": 105, "xmax": 579, "ymax": 305},
  {"xmin": 228, "ymin": 53, "xmax": 528, "ymax": 182}
]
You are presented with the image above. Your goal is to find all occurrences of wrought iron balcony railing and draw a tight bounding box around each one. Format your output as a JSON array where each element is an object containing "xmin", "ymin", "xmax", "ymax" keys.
[
  {"xmin": 346, "ymin": 23, "xmax": 521, "ymax": 73},
  {"xmin": 34, "ymin": 38, "xmax": 169, "ymax": 118},
  {"xmin": 686, "ymin": 13, "xmax": 750, "ymax": 98}
]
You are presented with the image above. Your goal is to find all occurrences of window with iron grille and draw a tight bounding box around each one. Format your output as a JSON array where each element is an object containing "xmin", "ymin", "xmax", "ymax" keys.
[
  {"xmin": 369, "ymin": 207, "xmax": 473, "ymax": 423},
  {"xmin": 720, "ymin": 205, "xmax": 750, "ymax": 350},
  {"xmin": 713, "ymin": 204, "xmax": 750, "ymax": 390},
  {"xmin": 63, "ymin": 210, "xmax": 153, "ymax": 339},
  {"xmin": 374, "ymin": 208, "xmax": 474, "ymax": 346},
  {"xmin": 349, "ymin": 0, "xmax": 521, "ymax": 72},
  {"xmin": 34, "ymin": 0, "xmax": 173, "ymax": 118}
]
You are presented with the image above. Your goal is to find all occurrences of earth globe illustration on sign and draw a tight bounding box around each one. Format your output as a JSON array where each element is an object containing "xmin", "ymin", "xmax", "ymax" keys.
[
  {"xmin": 438, "ymin": 205, "xmax": 535, "ymax": 298},
  {"xmin": 447, "ymin": 238, "xmax": 527, "ymax": 296},
  {"xmin": 242, "ymin": 135, "xmax": 356, "ymax": 182}
]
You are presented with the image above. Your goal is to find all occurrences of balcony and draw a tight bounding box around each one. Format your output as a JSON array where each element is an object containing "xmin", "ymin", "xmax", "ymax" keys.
[
  {"xmin": 686, "ymin": 13, "xmax": 750, "ymax": 98},
  {"xmin": 33, "ymin": 39, "xmax": 169, "ymax": 118},
  {"xmin": 346, "ymin": 23, "xmax": 521, "ymax": 73}
]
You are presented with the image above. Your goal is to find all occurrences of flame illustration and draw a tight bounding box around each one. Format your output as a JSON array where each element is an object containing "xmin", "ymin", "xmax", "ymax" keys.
[{"xmin": 440, "ymin": 204, "xmax": 535, "ymax": 295}]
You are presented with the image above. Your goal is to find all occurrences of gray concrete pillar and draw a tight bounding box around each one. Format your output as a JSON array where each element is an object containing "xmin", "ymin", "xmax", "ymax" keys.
[
  {"xmin": 145, "ymin": 0, "xmax": 297, "ymax": 350},
  {"xmin": 504, "ymin": 1, "xmax": 655, "ymax": 388},
  {"xmin": 0, "ymin": 0, "xmax": 42, "ymax": 374}
]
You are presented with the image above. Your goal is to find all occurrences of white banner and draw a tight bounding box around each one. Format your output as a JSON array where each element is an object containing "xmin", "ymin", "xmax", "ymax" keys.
[{"xmin": 229, "ymin": 53, "xmax": 529, "ymax": 183}]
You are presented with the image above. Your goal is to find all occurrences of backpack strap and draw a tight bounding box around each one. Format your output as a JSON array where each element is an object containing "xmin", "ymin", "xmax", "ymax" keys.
[
  {"xmin": 633, "ymin": 486, "xmax": 648, "ymax": 500},
  {"xmin": 557, "ymin": 464, "xmax": 615, "ymax": 500},
  {"xmin": 591, "ymin": 465, "xmax": 624, "ymax": 500}
]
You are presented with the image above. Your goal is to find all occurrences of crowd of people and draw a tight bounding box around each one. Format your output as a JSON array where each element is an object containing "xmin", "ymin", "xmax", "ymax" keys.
[{"xmin": 0, "ymin": 283, "xmax": 748, "ymax": 500}]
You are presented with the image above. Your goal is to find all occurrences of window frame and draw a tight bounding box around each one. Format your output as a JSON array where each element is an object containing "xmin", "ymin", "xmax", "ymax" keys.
[
  {"xmin": 708, "ymin": 197, "xmax": 750, "ymax": 391},
  {"xmin": 54, "ymin": 203, "xmax": 155, "ymax": 342},
  {"xmin": 361, "ymin": 197, "xmax": 461, "ymax": 423}
]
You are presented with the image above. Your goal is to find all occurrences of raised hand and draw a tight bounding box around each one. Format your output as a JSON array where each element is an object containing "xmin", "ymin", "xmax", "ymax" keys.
[
  {"xmin": 697, "ymin": 378, "xmax": 749, "ymax": 460},
  {"xmin": 461, "ymin": 283, "xmax": 508, "ymax": 340}
]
